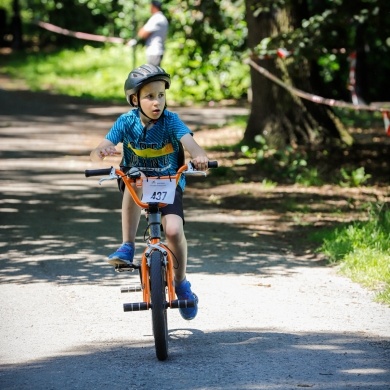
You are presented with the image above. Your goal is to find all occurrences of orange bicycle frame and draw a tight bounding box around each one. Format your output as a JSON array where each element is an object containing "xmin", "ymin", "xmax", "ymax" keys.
[{"xmin": 115, "ymin": 165, "xmax": 188, "ymax": 307}]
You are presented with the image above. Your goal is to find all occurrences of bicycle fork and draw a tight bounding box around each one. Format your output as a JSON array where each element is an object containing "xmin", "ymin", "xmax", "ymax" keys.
[{"xmin": 122, "ymin": 246, "xmax": 195, "ymax": 312}]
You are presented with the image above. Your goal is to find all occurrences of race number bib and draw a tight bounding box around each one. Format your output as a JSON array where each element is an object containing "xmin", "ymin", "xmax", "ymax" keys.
[{"xmin": 142, "ymin": 178, "xmax": 176, "ymax": 204}]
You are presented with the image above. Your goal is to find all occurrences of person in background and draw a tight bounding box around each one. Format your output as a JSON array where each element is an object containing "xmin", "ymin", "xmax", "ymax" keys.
[{"xmin": 137, "ymin": 1, "xmax": 168, "ymax": 66}]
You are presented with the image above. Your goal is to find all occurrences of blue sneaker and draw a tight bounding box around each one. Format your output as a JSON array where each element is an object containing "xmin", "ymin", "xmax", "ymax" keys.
[
  {"xmin": 107, "ymin": 243, "xmax": 135, "ymax": 266},
  {"xmin": 175, "ymin": 279, "xmax": 198, "ymax": 320}
]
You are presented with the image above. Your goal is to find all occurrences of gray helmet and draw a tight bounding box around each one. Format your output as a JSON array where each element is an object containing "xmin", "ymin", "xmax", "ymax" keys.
[{"xmin": 124, "ymin": 64, "xmax": 171, "ymax": 106}]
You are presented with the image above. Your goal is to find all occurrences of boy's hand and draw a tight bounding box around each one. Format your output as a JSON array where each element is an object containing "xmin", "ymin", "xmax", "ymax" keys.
[
  {"xmin": 98, "ymin": 146, "xmax": 121, "ymax": 159},
  {"xmin": 191, "ymin": 156, "xmax": 209, "ymax": 171}
]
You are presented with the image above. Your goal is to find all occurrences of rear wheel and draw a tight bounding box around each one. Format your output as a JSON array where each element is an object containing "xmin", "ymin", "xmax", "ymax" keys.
[{"xmin": 150, "ymin": 250, "xmax": 168, "ymax": 361}]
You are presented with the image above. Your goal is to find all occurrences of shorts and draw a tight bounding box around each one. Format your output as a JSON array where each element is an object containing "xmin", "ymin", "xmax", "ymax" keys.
[{"xmin": 118, "ymin": 173, "xmax": 184, "ymax": 222}]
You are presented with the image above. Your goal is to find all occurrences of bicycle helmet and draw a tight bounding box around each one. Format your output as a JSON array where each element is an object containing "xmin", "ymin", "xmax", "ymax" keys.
[{"xmin": 124, "ymin": 64, "xmax": 171, "ymax": 106}]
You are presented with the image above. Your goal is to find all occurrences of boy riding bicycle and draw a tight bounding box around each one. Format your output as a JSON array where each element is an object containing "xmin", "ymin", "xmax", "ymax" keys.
[{"xmin": 89, "ymin": 64, "xmax": 210, "ymax": 320}]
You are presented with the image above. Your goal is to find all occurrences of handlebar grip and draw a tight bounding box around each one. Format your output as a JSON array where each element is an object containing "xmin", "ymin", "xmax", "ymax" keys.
[
  {"xmin": 85, "ymin": 168, "xmax": 113, "ymax": 177},
  {"xmin": 208, "ymin": 161, "xmax": 218, "ymax": 168}
]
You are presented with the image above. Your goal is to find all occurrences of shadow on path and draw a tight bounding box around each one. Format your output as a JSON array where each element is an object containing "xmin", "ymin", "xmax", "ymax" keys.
[{"xmin": 1, "ymin": 329, "xmax": 389, "ymax": 390}]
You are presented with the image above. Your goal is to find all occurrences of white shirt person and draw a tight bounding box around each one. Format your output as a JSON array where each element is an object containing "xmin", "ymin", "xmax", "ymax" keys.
[{"xmin": 137, "ymin": 1, "xmax": 168, "ymax": 66}]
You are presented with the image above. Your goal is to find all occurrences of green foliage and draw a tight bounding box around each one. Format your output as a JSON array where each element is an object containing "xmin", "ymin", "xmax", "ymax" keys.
[
  {"xmin": 164, "ymin": 0, "xmax": 249, "ymax": 103},
  {"xmin": 295, "ymin": 168, "xmax": 323, "ymax": 187},
  {"xmin": 252, "ymin": 0, "xmax": 390, "ymax": 102},
  {"xmin": 240, "ymin": 136, "xmax": 324, "ymax": 186},
  {"xmin": 0, "ymin": 0, "xmax": 12, "ymax": 15},
  {"xmin": 260, "ymin": 178, "xmax": 277, "ymax": 188},
  {"xmin": 22, "ymin": 0, "xmax": 144, "ymax": 41},
  {"xmin": 339, "ymin": 167, "xmax": 371, "ymax": 187},
  {"xmin": 333, "ymin": 108, "xmax": 383, "ymax": 128},
  {"xmin": 319, "ymin": 203, "xmax": 390, "ymax": 304},
  {"xmin": 166, "ymin": 39, "xmax": 249, "ymax": 103}
]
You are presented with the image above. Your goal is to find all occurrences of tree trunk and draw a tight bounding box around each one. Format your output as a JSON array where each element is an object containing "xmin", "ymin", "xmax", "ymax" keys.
[
  {"xmin": 244, "ymin": 0, "xmax": 352, "ymax": 148},
  {"xmin": 11, "ymin": 0, "xmax": 23, "ymax": 50}
]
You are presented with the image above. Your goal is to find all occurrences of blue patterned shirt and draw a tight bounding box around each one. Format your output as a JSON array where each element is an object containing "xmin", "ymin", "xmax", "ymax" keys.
[{"xmin": 105, "ymin": 108, "xmax": 192, "ymax": 190}]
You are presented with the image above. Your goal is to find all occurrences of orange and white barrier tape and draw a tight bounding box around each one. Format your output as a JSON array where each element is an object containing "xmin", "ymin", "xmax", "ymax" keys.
[
  {"xmin": 347, "ymin": 51, "xmax": 360, "ymax": 105},
  {"xmin": 256, "ymin": 48, "xmax": 293, "ymax": 60},
  {"xmin": 36, "ymin": 20, "xmax": 126, "ymax": 44},
  {"xmin": 245, "ymin": 57, "xmax": 390, "ymax": 136},
  {"xmin": 382, "ymin": 111, "xmax": 390, "ymax": 136}
]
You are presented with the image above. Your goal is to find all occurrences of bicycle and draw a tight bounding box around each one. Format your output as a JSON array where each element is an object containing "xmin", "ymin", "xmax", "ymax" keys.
[{"xmin": 85, "ymin": 161, "xmax": 218, "ymax": 361}]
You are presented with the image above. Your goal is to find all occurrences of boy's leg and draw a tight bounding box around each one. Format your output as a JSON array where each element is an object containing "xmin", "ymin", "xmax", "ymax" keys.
[
  {"xmin": 162, "ymin": 214, "xmax": 187, "ymax": 283},
  {"xmin": 122, "ymin": 189, "xmax": 142, "ymax": 243},
  {"xmin": 108, "ymin": 188, "xmax": 142, "ymax": 265},
  {"xmin": 162, "ymin": 213, "xmax": 198, "ymax": 321}
]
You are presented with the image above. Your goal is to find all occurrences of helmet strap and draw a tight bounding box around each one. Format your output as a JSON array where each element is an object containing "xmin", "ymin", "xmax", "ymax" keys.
[{"xmin": 137, "ymin": 91, "xmax": 153, "ymax": 121}]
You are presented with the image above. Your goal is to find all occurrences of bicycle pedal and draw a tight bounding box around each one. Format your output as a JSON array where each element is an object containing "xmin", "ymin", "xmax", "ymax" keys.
[
  {"xmin": 114, "ymin": 263, "xmax": 140, "ymax": 272},
  {"xmin": 123, "ymin": 302, "xmax": 150, "ymax": 312},
  {"xmin": 120, "ymin": 284, "xmax": 142, "ymax": 293},
  {"xmin": 170, "ymin": 299, "xmax": 196, "ymax": 309}
]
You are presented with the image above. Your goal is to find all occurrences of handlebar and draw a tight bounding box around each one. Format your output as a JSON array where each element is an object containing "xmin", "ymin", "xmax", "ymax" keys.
[
  {"xmin": 85, "ymin": 168, "xmax": 112, "ymax": 178},
  {"xmin": 207, "ymin": 161, "xmax": 218, "ymax": 169},
  {"xmin": 84, "ymin": 161, "xmax": 218, "ymax": 178},
  {"xmin": 85, "ymin": 161, "xmax": 218, "ymax": 209}
]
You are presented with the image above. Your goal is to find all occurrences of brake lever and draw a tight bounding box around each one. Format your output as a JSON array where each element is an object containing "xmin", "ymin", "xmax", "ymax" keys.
[
  {"xmin": 184, "ymin": 162, "xmax": 207, "ymax": 176},
  {"xmin": 99, "ymin": 167, "xmax": 119, "ymax": 185}
]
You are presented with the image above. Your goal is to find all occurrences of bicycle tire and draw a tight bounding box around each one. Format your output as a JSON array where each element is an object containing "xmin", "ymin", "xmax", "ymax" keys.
[{"xmin": 150, "ymin": 250, "xmax": 169, "ymax": 361}]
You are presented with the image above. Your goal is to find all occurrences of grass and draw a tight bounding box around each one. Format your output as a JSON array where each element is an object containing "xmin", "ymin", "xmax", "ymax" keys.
[{"xmin": 318, "ymin": 203, "xmax": 390, "ymax": 305}]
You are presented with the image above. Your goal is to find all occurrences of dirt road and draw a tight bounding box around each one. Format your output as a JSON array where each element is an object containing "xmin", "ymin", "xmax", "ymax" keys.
[{"xmin": 0, "ymin": 82, "xmax": 389, "ymax": 389}]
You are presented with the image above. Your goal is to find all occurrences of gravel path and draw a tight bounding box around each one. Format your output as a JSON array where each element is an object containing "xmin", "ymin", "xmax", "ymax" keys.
[{"xmin": 0, "ymin": 83, "xmax": 389, "ymax": 389}]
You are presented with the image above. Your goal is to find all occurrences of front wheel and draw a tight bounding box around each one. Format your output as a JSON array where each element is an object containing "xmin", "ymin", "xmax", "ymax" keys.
[{"xmin": 150, "ymin": 250, "xmax": 168, "ymax": 361}]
